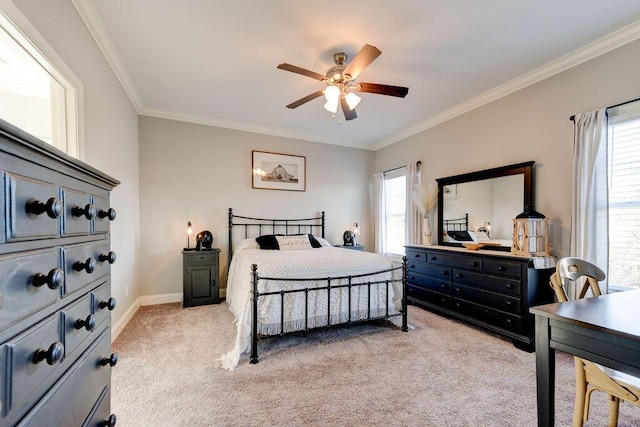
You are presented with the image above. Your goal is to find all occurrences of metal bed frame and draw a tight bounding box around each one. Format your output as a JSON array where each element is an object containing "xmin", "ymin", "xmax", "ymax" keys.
[
  {"xmin": 443, "ymin": 213, "xmax": 469, "ymax": 231},
  {"xmin": 227, "ymin": 208, "xmax": 408, "ymax": 364}
]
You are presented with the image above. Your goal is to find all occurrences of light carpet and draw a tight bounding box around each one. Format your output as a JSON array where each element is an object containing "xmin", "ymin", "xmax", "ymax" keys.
[{"xmin": 112, "ymin": 303, "xmax": 640, "ymax": 426}]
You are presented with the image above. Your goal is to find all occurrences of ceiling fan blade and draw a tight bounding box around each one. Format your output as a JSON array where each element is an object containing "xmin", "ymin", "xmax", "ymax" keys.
[
  {"xmin": 285, "ymin": 90, "xmax": 324, "ymax": 109},
  {"xmin": 343, "ymin": 44, "xmax": 381, "ymax": 80},
  {"xmin": 356, "ymin": 82, "xmax": 409, "ymax": 98},
  {"xmin": 277, "ymin": 63, "xmax": 326, "ymax": 81},
  {"xmin": 340, "ymin": 98, "xmax": 357, "ymax": 120}
]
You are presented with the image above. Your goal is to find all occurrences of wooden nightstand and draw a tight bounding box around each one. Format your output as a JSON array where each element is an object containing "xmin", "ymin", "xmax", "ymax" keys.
[
  {"xmin": 182, "ymin": 249, "xmax": 221, "ymax": 307},
  {"xmin": 334, "ymin": 244, "xmax": 365, "ymax": 251}
]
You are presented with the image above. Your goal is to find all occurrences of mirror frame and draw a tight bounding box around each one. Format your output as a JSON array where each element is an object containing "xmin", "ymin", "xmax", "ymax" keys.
[{"xmin": 436, "ymin": 161, "xmax": 535, "ymax": 249}]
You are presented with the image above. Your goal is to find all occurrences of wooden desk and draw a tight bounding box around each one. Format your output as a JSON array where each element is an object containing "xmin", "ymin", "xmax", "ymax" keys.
[{"xmin": 531, "ymin": 289, "xmax": 640, "ymax": 426}]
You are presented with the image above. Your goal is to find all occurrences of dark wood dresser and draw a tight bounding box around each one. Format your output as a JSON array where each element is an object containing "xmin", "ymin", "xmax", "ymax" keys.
[
  {"xmin": 0, "ymin": 120, "xmax": 119, "ymax": 426},
  {"xmin": 405, "ymin": 245, "xmax": 554, "ymax": 350}
]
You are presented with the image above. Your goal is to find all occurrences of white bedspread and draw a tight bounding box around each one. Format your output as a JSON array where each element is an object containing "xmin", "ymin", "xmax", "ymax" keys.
[{"xmin": 218, "ymin": 239, "xmax": 402, "ymax": 370}]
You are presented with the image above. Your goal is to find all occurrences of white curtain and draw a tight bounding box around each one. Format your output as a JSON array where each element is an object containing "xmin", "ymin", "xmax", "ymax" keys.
[
  {"xmin": 571, "ymin": 108, "xmax": 608, "ymax": 296},
  {"xmin": 406, "ymin": 162, "xmax": 421, "ymax": 245},
  {"xmin": 374, "ymin": 171, "xmax": 385, "ymax": 254}
]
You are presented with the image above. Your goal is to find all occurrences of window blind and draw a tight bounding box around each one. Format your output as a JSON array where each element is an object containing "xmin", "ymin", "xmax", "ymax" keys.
[{"xmin": 607, "ymin": 104, "xmax": 640, "ymax": 290}]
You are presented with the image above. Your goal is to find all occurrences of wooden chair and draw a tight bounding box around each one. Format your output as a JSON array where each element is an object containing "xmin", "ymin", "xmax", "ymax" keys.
[{"xmin": 550, "ymin": 257, "xmax": 640, "ymax": 427}]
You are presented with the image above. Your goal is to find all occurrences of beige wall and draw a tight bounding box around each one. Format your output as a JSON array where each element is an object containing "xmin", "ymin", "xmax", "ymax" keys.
[
  {"xmin": 376, "ymin": 38, "xmax": 640, "ymax": 258},
  {"xmin": 139, "ymin": 116, "xmax": 374, "ymax": 298},
  {"xmin": 13, "ymin": 0, "xmax": 141, "ymax": 331}
]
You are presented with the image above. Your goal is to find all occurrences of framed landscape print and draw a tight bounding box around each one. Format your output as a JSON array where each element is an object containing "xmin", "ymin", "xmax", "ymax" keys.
[{"xmin": 252, "ymin": 150, "xmax": 306, "ymax": 191}]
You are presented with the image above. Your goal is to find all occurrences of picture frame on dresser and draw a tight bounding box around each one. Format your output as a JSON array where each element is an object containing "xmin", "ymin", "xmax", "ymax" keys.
[{"xmin": 252, "ymin": 150, "xmax": 306, "ymax": 191}]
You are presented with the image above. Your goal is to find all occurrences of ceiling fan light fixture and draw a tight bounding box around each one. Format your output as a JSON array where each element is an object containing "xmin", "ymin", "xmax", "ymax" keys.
[
  {"xmin": 345, "ymin": 92, "xmax": 361, "ymax": 110},
  {"xmin": 324, "ymin": 85, "xmax": 340, "ymax": 102},
  {"xmin": 324, "ymin": 99, "xmax": 339, "ymax": 114}
]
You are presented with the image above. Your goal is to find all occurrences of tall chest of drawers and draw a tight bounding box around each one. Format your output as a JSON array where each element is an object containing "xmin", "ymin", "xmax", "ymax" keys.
[
  {"xmin": 0, "ymin": 120, "xmax": 119, "ymax": 426},
  {"xmin": 405, "ymin": 245, "xmax": 554, "ymax": 350}
]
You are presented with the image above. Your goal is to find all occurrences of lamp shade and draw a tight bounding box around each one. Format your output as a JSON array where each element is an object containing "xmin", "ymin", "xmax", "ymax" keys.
[
  {"xmin": 345, "ymin": 92, "xmax": 361, "ymax": 110},
  {"xmin": 512, "ymin": 206, "xmax": 549, "ymax": 256}
]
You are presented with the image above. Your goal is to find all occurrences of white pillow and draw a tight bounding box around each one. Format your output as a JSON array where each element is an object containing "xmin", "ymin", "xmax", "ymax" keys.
[{"xmin": 275, "ymin": 234, "xmax": 312, "ymax": 250}]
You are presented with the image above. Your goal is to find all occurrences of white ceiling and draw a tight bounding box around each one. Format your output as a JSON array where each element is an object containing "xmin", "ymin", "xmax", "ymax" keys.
[{"xmin": 76, "ymin": 0, "xmax": 640, "ymax": 150}]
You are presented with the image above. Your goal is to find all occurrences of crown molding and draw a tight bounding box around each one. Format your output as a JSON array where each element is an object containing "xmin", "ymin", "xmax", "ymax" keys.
[
  {"xmin": 139, "ymin": 107, "xmax": 374, "ymax": 150},
  {"xmin": 375, "ymin": 19, "xmax": 640, "ymax": 151},
  {"xmin": 71, "ymin": 0, "xmax": 143, "ymax": 111}
]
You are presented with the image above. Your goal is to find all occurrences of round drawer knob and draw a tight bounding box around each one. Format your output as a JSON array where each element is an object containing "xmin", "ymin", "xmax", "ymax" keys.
[
  {"xmin": 99, "ymin": 297, "xmax": 117, "ymax": 311},
  {"xmin": 102, "ymin": 414, "xmax": 117, "ymax": 427},
  {"xmin": 33, "ymin": 268, "xmax": 63, "ymax": 290},
  {"xmin": 33, "ymin": 341, "xmax": 64, "ymax": 365},
  {"xmin": 100, "ymin": 353, "xmax": 118, "ymax": 367},
  {"xmin": 497, "ymin": 266, "xmax": 506, "ymax": 272},
  {"xmin": 75, "ymin": 314, "xmax": 96, "ymax": 331},
  {"xmin": 99, "ymin": 208, "xmax": 117, "ymax": 221},
  {"xmin": 99, "ymin": 251, "xmax": 117, "ymax": 264},
  {"xmin": 27, "ymin": 197, "xmax": 62, "ymax": 219},
  {"xmin": 74, "ymin": 257, "xmax": 96, "ymax": 274},
  {"xmin": 72, "ymin": 203, "xmax": 96, "ymax": 220}
]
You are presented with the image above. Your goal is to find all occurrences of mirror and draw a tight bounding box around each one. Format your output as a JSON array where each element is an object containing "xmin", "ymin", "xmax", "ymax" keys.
[{"xmin": 436, "ymin": 161, "xmax": 534, "ymax": 251}]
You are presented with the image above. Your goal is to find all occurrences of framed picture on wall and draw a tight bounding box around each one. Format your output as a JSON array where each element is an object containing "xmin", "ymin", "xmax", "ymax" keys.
[{"xmin": 252, "ymin": 150, "xmax": 306, "ymax": 191}]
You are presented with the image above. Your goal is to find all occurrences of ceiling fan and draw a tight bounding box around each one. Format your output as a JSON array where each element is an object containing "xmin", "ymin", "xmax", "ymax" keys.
[{"xmin": 277, "ymin": 44, "xmax": 409, "ymax": 121}]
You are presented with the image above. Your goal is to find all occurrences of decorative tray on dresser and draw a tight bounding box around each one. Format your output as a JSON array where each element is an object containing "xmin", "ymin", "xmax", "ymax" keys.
[
  {"xmin": 405, "ymin": 245, "xmax": 555, "ymax": 350},
  {"xmin": 0, "ymin": 119, "xmax": 119, "ymax": 426}
]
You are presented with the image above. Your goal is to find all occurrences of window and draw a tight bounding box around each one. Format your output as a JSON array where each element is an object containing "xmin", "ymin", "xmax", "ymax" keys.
[
  {"xmin": 606, "ymin": 102, "xmax": 640, "ymax": 291},
  {"xmin": 382, "ymin": 167, "xmax": 406, "ymax": 256},
  {"xmin": 0, "ymin": 4, "xmax": 80, "ymax": 157}
]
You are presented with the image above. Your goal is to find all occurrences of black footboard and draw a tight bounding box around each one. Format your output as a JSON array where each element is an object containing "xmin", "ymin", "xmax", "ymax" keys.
[{"xmin": 249, "ymin": 256, "xmax": 409, "ymax": 364}]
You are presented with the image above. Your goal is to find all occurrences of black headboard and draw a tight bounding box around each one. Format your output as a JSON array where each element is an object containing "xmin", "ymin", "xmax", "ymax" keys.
[
  {"xmin": 227, "ymin": 208, "xmax": 325, "ymax": 269},
  {"xmin": 443, "ymin": 213, "xmax": 469, "ymax": 232}
]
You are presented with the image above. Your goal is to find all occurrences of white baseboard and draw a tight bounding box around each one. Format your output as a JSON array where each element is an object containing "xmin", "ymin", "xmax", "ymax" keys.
[
  {"xmin": 140, "ymin": 292, "xmax": 183, "ymax": 306},
  {"xmin": 111, "ymin": 296, "xmax": 141, "ymax": 343}
]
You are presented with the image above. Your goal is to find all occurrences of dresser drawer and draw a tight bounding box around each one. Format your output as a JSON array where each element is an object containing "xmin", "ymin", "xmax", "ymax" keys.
[
  {"xmin": 406, "ymin": 248, "xmax": 427, "ymax": 263},
  {"xmin": 17, "ymin": 329, "xmax": 113, "ymax": 427},
  {"xmin": 407, "ymin": 271, "xmax": 451, "ymax": 294},
  {"xmin": 62, "ymin": 294, "xmax": 95, "ymax": 358},
  {"xmin": 62, "ymin": 188, "xmax": 93, "ymax": 236},
  {"xmin": 483, "ymin": 259, "xmax": 522, "ymax": 279},
  {"xmin": 92, "ymin": 196, "xmax": 115, "ymax": 234},
  {"xmin": 452, "ymin": 284, "xmax": 521, "ymax": 315},
  {"xmin": 408, "ymin": 260, "xmax": 451, "ymax": 279},
  {"xmin": 63, "ymin": 242, "xmax": 113, "ymax": 296},
  {"xmin": 408, "ymin": 285, "xmax": 451, "ymax": 309},
  {"xmin": 2, "ymin": 314, "xmax": 63, "ymax": 418},
  {"xmin": 92, "ymin": 283, "xmax": 115, "ymax": 329},
  {"xmin": 453, "ymin": 269, "xmax": 522, "ymax": 297},
  {"xmin": 0, "ymin": 249, "xmax": 62, "ymax": 332},
  {"xmin": 5, "ymin": 173, "xmax": 61, "ymax": 242},
  {"xmin": 426, "ymin": 251, "xmax": 482, "ymax": 271},
  {"xmin": 83, "ymin": 386, "xmax": 114, "ymax": 427},
  {"xmin": 452, "ymin": 298, "xmax": 522, "ymax": 334}
]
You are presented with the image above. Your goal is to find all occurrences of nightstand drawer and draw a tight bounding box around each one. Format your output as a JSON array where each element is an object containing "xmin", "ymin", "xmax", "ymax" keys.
[{"xmin": 184, "ymin": 252, "xmax": 216, "ymax": 265}]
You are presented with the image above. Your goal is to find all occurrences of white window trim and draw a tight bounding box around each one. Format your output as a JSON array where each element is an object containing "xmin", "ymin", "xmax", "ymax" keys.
[{"xmin": 0, "ymin": 0, "xmax": 84, "ymax": 159}]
